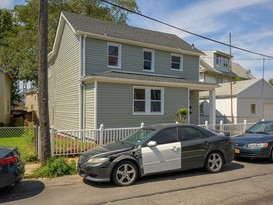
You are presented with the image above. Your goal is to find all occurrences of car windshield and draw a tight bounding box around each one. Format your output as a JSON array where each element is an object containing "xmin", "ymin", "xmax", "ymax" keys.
[
  {"xmin": 247, "ymin": 122, "xmax": 273, "ymax": 134},
  {"xmin": 122, "ymin": 128, "xmax": 155, "ymax": 145}
]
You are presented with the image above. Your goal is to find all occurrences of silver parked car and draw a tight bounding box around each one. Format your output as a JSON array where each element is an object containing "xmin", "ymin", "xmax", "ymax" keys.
[{"xmin": 78, "ymin": 124, "xmax": 234, "ymax": 186}]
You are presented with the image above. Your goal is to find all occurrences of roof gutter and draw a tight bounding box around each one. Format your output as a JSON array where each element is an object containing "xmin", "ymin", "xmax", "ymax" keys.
[{"xmin": 76, "ymin": 30, "xmax": 203, "ymax": 57}]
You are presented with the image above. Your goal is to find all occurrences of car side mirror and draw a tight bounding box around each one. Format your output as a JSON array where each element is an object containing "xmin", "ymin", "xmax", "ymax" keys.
[{"xmin": 147, "ymin": 141, "xmax": 157, "ymax": 147}]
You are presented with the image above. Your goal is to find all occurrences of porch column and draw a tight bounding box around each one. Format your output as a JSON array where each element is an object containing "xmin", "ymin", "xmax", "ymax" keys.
[{"xmin": 209, "ymin": 89, "xmax": 216, "ymax": 125}]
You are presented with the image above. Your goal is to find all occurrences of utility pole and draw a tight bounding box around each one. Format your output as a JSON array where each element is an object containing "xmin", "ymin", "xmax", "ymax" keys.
[
  {"xmin": 38, "ymin": 0, "xmax": 51, "ymax": 166},
  {"xmin": 229, "ymin": 33, "xmax": 234, "ymax": 123}
]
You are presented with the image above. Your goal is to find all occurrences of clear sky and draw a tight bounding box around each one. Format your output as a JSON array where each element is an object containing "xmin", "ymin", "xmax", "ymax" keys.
[{"xmin": 1, "ymin": 0, "xmax": 273, "ymax": 80}]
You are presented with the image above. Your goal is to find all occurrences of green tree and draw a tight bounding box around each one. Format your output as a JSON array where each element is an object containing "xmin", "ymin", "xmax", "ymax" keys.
[
  {"xmin": 0, "ymin": 9, "xmax": 22, "ymax": 106},
  {"xmin": 2, "ymin": 0, "xmax": 138, "ymax": 83},
  {"xmin": 269, "ymin": 78, "xmax": 273, "ymax": 86}
]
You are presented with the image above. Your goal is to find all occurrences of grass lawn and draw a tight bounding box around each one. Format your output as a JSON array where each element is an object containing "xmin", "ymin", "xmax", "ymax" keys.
[{"xmin": 0, "ymin": 128, "xmax": 37, "ymax": 161}]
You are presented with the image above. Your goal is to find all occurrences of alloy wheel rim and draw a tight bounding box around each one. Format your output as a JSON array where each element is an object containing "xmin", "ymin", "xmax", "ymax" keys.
[
  {"xmin": 208, "ymin": 153, "xmax": 222, "ymax": 171},
  {"xmin": 116, "ymin": 164, "xmax": 136, "ymax": 185}
]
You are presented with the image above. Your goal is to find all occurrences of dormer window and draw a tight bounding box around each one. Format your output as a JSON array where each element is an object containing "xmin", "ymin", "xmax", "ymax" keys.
[{"xmin": 108, "ymin": 43, "xmax": 121, "ymax": 68}]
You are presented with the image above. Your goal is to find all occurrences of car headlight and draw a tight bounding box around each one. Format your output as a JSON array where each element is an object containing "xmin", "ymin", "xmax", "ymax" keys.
[
  {"xmin": 247, "ymin": 143, "xmax": 268, "ymax": 148},
  {"xmin": 87, "ymin": 157, "xmax": 109, "ymax": 164}
]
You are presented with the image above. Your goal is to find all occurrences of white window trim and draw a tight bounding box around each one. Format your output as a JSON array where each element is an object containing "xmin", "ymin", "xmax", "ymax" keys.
[
  {"xmin": 133, "ymin": 86, "xmax": 164, "ymax": 115},
  {"xmin": 143, "ymin": 49, "xmax": 155, "ymax": 72},
  {"xmin": 171, "ymin": 53, "xmax": 183, "ymax": 71},
  {"xmin": 107, "ymin": 42, "xmax": 121, "ymax": 69}
]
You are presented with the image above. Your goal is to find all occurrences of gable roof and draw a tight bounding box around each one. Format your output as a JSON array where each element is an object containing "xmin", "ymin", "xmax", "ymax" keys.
[
  {"xmin": 49, "ymin": 11, "xmax": 203, "ymax": 62},
  {"xmin": 200, "ymin": 78, "xmax": 261, "ymax": 98}
]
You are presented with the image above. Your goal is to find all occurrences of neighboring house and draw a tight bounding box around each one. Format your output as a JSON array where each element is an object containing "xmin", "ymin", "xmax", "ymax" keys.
[
  {"xmin": 0, "ymin": 67, "xmax": 12, "ymax": 126},
  {"xmin": 48, "ymin": 11, "xmax": 218, "ymax": 130},
  {"xmin": 200, "ymin": 78, "xmax": 273, "ymax": 124},
  {"xmin": 25, "ymin": 88, "xmax": 39, "ymax": 122},
  {"xmin": 200, "ymin": 51, "xmax": 255, "ymax": 83}
]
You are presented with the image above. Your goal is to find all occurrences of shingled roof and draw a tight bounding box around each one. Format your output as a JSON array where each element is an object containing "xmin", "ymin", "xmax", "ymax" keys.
[{"xmin": 61, "ymin": 11, "xmax": 202, "ymax": 55}]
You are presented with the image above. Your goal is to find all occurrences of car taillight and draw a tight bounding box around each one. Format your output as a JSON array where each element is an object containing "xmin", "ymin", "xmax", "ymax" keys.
[{"xmin": 1, "ymin": 156, "xmax": 17, "ymax": 165}]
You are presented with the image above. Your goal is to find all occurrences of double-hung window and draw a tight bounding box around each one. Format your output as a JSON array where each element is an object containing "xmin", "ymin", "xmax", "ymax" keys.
[
  {"xmin": 108, "ymin": 43, "xmax": 121, "ymax": 68},
  {"xmin": 133, "ymin": 87, "xmax": 164, "ymax": 115},
  {"xmin": 143, "ymin": 49, "xmax": 154, "ymax": 71},
  {"xmin": 171, "ymin": 54, "xmax": 183, "ymax": 71}
]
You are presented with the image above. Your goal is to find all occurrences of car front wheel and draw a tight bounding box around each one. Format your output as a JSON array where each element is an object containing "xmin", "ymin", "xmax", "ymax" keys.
[
  {"xmin": 112, "ymin": 160, "xmax": 138, "ymax": 186},
  {"xmin": 205, "ymin": 152, "xmax": 224, "ymax": 173}
]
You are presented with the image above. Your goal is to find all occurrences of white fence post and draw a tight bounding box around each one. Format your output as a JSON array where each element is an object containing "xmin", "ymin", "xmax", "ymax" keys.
[
  {"xmin": 243, "ymin": 119, "xmax": 247, "ymax": 132},
  {"xmin": 220, "ymin": 120, "xmax": 224, "ymax": 134},
  {"xmin": 205, "ymin": 121, "xmax": 209, "ymax": 130},
  {"xmin": 141, "ymin": 122, "xmax": 144, "ymax": 128},
  {"xmin": 50, "ymin": 125, "xmax": 55, "ymax": 156},
  {"xmin": 37, "ymin": 126, "xmax": 41, "ymax": 160},
  {"xmin": 99, "ymin": 124, "xmax": 104, "ymax": 145}
]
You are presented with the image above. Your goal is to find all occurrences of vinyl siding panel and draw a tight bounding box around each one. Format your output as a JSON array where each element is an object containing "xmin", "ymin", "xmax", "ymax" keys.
[
  {"xmin": 85, "ymin": 83, "xmax": 95, "ymax": 129},
  {"xmin": 48, "ymin": 23, "xmax": 80, "ymax": 130},
  {"xmin": 85, "ymin": 38, "xmax": 199, "ymax": 80},
  {"xmin": 96, "ymin": 82, "xmax": 188, "ymax": 128},
  {"xmin": 190, "ymin": 91, "xmax": 199, "ymax": 124}
]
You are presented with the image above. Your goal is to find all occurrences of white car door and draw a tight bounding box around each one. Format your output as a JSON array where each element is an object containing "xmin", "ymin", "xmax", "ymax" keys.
[{"xmin": 141, "ymin": 127, "xmax": 181, "ymax": 175}]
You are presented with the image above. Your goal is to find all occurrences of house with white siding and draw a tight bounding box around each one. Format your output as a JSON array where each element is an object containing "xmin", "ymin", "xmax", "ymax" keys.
[
  {"xmin": 200, "ymin": 78, "xmax": 273, "ymax": 124},
  {"xmin": 200, "ymin": 51, "xmax": 255, "ymax": 84},
  {"xmin": 48, "ymin": 11, "xmax": 218, "ymax": 130}
]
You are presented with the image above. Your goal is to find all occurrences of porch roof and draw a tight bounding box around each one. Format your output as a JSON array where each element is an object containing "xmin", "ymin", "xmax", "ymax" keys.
[{"xmin": 81, "ymin": 71, "xmax": 219, "ymax": 91}]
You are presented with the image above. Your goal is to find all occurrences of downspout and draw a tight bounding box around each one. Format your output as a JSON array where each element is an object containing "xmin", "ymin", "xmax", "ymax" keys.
[{"xmin": 79, "ymin": 35, "xmax": 86, "ymax": 130}]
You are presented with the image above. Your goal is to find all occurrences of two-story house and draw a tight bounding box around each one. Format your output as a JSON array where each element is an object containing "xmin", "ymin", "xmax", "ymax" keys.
[
  {"xmin": 0, "ymin": 66, "xmax": 12, "ymax": 126},
  {"xmin": 200, "ymin": 50, "xmax": 255, "ymax": 84},
  {"xmin": 48, "ymin": 11, "xmax": 218, "ymax": 130}
]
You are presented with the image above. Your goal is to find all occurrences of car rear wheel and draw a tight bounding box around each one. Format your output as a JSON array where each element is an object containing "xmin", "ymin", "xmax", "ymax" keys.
[
  {"xmin": 205, "ymin": 152, "xmax": 224, "ymax": 173},
  {"xmin": 112, "ymin": 160, "xmax": 138, "ymax": 186}
]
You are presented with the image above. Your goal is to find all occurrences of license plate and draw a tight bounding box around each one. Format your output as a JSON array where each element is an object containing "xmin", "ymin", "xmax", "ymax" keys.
[{"xmin": 235, "ymin": 149, "xmax": 240, "ymax": 154}]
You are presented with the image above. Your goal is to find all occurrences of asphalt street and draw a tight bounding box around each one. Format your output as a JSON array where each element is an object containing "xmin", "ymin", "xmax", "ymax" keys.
[{"xmin": 1, "ymin": 158, "xmax": 273, "ymax": 205}]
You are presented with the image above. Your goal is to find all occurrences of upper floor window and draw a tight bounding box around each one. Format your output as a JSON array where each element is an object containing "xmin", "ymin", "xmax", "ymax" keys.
[
  {"xmin": 143, "ymin": 49, "xmax": 154, "ymax": 72},
  {"xmin": 133, "ymin": 87, "xmax": 164, "ymax": 115},
  {"xmin": 216, "ymin": 55, "xmax": 229, "ymax": 68},
  {"xmin": 108, "ymin": 43, "xmax": 121, "ymax": 68},
  {"xmin": 171, "ymin": 54, "xmax": 183, "ymax": 71}
]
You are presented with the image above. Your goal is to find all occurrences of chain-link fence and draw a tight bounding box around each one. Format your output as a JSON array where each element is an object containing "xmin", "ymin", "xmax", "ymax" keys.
[{"xmin": 0, "ymin": 126, "xmax": 38, "ymax": 162}]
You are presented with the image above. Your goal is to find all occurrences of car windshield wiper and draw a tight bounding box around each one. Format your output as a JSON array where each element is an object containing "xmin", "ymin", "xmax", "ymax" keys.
[{"xmin": 246, "ymin": 130, "xmax": 253, "ymax": 133}]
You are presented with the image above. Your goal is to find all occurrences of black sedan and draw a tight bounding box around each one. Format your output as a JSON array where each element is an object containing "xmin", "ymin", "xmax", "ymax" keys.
[
  {"xmin": 78, "ymin": 124, "xmax": 234, "ymax": 186},
  {"xmin": 233, "ymin": 121, "xmax": 273, "ymax": 162},
  {"xmin": 0, "ymin": 146, "xmax": 25, "ymax": 189}
]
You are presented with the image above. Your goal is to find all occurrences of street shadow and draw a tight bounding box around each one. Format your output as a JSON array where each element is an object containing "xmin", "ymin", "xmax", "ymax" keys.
[
  {"xmin": 83, "ymin": 161, "xmax": 244, "ymax": 188},
  {"xmin": 234, "ymin": 157, "xmax": 272, "ymax": 165},
  {"xmin": 0, "ymin": 180, "xmax": 45, "ymax": 203}
]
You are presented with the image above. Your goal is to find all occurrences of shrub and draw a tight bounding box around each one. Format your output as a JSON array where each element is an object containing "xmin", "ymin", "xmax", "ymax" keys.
[
  {"xmin": 175, "ymin": 108, "xmax": 188, "ymax": 123},
  {"xmin": 34, "ymin": 157, "xmax": 76, "ymax": 178}
]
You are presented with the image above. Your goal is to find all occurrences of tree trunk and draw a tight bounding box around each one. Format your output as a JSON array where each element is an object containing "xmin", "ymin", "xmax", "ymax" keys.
[{"xmin": 38, "ymin": 0, "xmax": 51, "ymax": 166}]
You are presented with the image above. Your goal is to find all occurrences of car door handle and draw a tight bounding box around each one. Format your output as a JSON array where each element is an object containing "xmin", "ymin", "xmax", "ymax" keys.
[{"xmin": 172, "ymin": 146, "xmax": 178, "ymax": 151}]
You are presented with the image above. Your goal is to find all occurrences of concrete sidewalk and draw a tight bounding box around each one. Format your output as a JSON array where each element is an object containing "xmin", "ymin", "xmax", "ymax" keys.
[{"xmin": 24, "ymin": 163, "xmax": 40, "ymax": 177}]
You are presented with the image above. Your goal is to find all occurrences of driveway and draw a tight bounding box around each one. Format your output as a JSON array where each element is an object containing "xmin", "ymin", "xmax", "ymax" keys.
[{"xmin": 1, "ymin": 159, "xmax": 273, "ymax": 205}]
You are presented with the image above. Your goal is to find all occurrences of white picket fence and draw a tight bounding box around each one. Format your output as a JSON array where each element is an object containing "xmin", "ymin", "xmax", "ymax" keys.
[{"xmin": 39, "ymin": 120, "xmax": 259, "ymax": 157}]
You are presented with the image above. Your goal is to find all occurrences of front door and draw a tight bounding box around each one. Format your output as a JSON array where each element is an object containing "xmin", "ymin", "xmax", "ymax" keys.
[{"xmin": 141, "ymin": 127, "xmax": 181, "ymax": 174}]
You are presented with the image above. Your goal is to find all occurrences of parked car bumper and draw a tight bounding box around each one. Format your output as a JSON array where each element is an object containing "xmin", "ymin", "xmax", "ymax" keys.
[
  {"xmin": 234, "ymin": 147, "xmax": 271, "ymax": 159},
  {"xmin": 0, "ymin": 162, "xmax": 25, "ymax": 189},
  {"xmin": 77, "ymin": 161, "xmax": 113, "ymax": 183},
  {"xmin": 224, "ymin": 148, "xmax": 235, "ymax": 164}
]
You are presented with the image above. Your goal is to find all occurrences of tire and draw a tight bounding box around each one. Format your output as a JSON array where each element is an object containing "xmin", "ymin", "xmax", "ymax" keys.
[
  {"xmin": 205, "ymin": 152, "xmax": 224, "ymax": 173},
  {"xmin": 112, "ymin": 160, "xmax": 138, "ymax": 186},
  {"xmin": 269, "ymin": 149, "xmax": 273, "ymax": 163}
]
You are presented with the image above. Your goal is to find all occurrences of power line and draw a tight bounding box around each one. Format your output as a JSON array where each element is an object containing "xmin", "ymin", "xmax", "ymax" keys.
[{"xmin": 100, "ymin": 0, "xmax": 273, "ymax": 59}]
